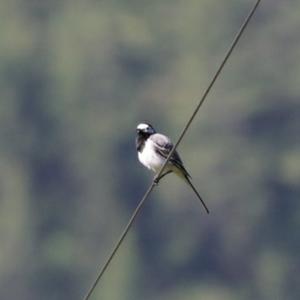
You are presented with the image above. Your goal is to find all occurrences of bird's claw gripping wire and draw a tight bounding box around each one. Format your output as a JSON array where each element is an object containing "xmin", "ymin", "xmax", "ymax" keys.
[{"xmin": 153, "ymin": 170, "xmax": 172, "ymax": 186}]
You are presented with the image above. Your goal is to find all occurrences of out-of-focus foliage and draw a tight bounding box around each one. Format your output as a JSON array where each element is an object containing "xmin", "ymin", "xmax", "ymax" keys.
[{"xmin": 0, "ymin": 0, "xmax": 299, "ymax": 299}]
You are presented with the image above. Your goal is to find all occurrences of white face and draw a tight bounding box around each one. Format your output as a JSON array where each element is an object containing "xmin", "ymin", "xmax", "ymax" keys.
[
  {"xmin": 137, "ymin": 123, "xmax": 155, "ymax": 134},
  {"xmin": 137, "ymin": 123, "xmax": 150, "ymax": 131}
]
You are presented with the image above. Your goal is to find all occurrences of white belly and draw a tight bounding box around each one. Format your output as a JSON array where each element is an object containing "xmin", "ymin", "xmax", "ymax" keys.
[{"xmin": 138, "ymin": 139, "xmax": 165, "ymax": 173}]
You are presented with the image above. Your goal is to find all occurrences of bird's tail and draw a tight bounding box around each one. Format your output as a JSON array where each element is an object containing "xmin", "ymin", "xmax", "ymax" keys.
[
  {"xmin": 184, "ymin": 175, "xmax": 210, "ymax": 214},
  {"xmin": 173, "ymin": 166, "xmax": 210, "ymax": 214}
]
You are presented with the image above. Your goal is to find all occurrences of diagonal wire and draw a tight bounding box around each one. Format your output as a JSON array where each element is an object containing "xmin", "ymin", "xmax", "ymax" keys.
[{"xmin": 83, "ymin": 1, "xmax": 261, "ymax": 299}]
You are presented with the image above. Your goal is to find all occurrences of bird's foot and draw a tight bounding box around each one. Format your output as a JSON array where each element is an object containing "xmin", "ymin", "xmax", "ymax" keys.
[
  {"xmin": 153, "ymin": 170, "xmax": 172, "ymax": 186},
  {"xmin": 153, "ymin": 177, "xmax": 160, "ymax": 185}
]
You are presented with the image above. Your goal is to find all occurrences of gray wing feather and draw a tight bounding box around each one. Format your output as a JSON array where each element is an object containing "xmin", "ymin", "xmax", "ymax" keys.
[
  {"xmin": 150, "ymin": 133, "xmax": 191, "ymax": 178},
  {"xmin": 150, "ymin": 133, "xmax": 172, "ymax": 148}
]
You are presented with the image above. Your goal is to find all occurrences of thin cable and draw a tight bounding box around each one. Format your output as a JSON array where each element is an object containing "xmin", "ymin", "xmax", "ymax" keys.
[
  {"xmin": 155, "ymin": 0, "xmax": 262, "ymax": 179},
  {"xmin": 83, "ymin": 184, "xmax": 155, "ymax": 300},
  {"xmin": 83, "ymin": 1, "xmax": 261, "ymax": 299}
]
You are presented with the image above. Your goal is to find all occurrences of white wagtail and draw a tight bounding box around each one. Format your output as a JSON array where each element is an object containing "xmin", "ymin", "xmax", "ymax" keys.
[{"xmin": 136, "ymin": 122, "xmax": 209, "ymax": 214}]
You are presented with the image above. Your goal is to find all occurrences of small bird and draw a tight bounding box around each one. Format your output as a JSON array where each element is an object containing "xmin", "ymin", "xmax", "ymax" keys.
[{"xmin": 136, "ymin": 122, "xmax": 209, "ymax": 214}]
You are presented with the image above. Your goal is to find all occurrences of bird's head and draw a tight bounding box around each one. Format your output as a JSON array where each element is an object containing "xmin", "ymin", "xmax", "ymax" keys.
[{"xmin": 136, "ymin": 123, "xmax": 156, "ymax": 136}]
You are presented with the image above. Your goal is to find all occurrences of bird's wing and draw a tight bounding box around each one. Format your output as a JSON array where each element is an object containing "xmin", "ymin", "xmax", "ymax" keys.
[
  {"xmin": 150, "ymin": 133, "xmax": 173, "ymax": 155},
  {"xmin": 150, "ymin": 133, "xmax": 191, "ymax": 178}
]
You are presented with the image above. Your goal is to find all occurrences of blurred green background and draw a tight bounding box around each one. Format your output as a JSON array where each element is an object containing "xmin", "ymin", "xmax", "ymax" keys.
[{"xmin": 0, "ymin": 0, "xmax": 299, "ymax": 299}]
